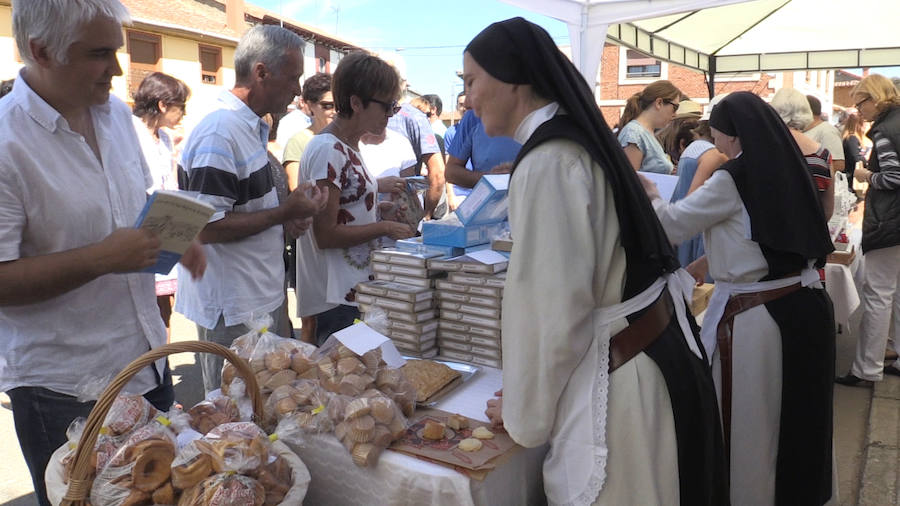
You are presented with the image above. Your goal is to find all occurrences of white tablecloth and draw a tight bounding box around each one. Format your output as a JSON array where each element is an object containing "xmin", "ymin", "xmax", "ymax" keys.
[
  {"xmin": 287, "ymin": 366, "xmax": 548, "ymax": 505},
  {"xmin": 825, "ymin": 226, "xmax": 864, "ymax": 328},
  {"xmin": 825, "ymin": 261, "xmax": 860, "ymax": 328}
]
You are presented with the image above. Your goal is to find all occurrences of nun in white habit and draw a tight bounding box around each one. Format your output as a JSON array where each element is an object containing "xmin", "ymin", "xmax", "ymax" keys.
[{"xmin": 470, "ymin": 17, "xmax": 728, "ymax": 506}]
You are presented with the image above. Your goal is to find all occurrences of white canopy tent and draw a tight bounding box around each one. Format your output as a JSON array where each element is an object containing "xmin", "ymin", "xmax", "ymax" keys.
[{"xmin": 502, "ymin": 0, "xmax": 900, "ymax": 97}]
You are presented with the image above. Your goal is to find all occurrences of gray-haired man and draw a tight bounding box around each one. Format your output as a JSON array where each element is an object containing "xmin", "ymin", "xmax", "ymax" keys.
[
  {"xmin": 176, "ymin": 24, "xmax": 328, "ymax": 394},
  {"xmin": 1, "ymin": 1, "xmax": 206, "ymax": 503}
]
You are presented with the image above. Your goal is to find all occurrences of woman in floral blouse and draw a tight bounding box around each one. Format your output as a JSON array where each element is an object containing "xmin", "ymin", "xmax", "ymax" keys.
[{"xmin": 296, "ymin": 51, "xmax": 416, "ymax": 344}]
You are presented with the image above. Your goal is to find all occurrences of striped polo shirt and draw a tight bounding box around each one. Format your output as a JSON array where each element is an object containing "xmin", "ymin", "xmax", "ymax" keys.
[{"xmin": 175, "ymin": 90, "xmax": 285, "ymax": 329}]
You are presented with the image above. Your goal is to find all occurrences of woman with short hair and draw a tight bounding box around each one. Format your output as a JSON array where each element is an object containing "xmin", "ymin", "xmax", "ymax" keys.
[
  {"xmin": 283, "ymin": 72, "xmax": 335, "ymax": 191},
  {"xmin": 770, "ymin": 87, "xmax": 835, "ymax": 220},
  {"xmin": 297, "ymin": 52, "xmax": 415, "ymax": 344},
  {"xmin": 838, "ymin": 74, "xmax": 900, "ymax": 385},
  {"xmin": 616, "ymin": 80, "xmax": 682, "ymax": 173},
  {"xmin": 132, "ymin": 71, "xmax": 190, "ymax": 341}
]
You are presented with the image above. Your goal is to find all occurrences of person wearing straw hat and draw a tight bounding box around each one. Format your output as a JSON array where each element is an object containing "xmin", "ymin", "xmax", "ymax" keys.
[
  {"xmin": 656, "ymin": 99, "xmax": 702, "ymax": 166},
  {"xmin": 0, "ymin": 1, "xmax": 207, "ymax": 504},
  {"xmin": 472, "ymin": 17, "xmax": 727, "ymax": 505}
]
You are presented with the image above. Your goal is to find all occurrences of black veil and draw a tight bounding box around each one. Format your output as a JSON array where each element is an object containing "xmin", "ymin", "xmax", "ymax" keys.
[
  {"xmin": 710, "ymin": 92, "xmax": 832, "ymax": 265},
  {"xmin": 466, "ymin": 17, "xmax": 680, "ymax": 298}
]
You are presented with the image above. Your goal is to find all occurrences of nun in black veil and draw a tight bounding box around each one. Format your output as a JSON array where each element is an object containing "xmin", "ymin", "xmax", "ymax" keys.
[
  {"xmin": 645, "ymin": 91, "xmax": 836, "ymax": 505},
  {"xmin": 472, "ymin": 17, "xmax": 728, "ymax": 505}
]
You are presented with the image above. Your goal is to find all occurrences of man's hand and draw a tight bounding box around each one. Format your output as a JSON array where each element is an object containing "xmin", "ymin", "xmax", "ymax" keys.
[
  {"xmin": 283, "ymin": 182, "xmax": 329, "ymax": 220},
  {"xmin": 285, "ymin": 217, "xmax": 312, "ymax": 239},
  {"xmin": 95, "ymin": 228, "xmax": 161, "ymax": 273},
  {"xmin": 179, "ymin": 239, "xmax": 206, "ymax": 279},
  {"xmin": 855, "ymin": 167, "xmax": 871, "ymax": 183},
  {"xmin": 485, "ymin": 389, "xmax": 504, "ymax": 429}
]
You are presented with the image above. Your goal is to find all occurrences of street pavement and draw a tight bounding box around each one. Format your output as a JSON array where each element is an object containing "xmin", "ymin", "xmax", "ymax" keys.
[{"xmin": 0, "ymin": 295, "xmax": 887, "ymax": 505}]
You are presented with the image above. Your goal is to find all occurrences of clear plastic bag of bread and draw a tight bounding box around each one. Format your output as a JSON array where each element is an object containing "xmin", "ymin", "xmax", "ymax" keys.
[
  {"xmin": 162, "ymin": 405, "xmax": 205, "ymax": 450},
  {"xmin": 309, "ymin": 336, "xmax": 380, "ymax": 395},
  {"xmin": 231, "ymin": 316, "xmax": 318, "ymax": 399},
  {"xmin": 89, "ymin": 412, "xmax": 178, "ymax": 506},
  {"xmin": 326, "ymin": 390, "xmax": 408, "ymax": 467},
  {"xmin": 186, "ymin": 393, "xmax": 242, "ymax": 435},
  {"xmin": 176, "ymin": 471, "xmax": 266, "ymax": 506},
  {"xmin": 191, "ymin": 421, "xmax": 272, "ymax": 475},
  {"xmin": 86, "ymin": 394, "xmax": 164, "ymax": 478},
  {"xmin": 60, "ymin": 417, "xmax": 88, "ymax": 485},
  {"xmin": 361, "ymin": 305, "xmax": 389, "ymax": 335},
  {"xmin": 174, "ymin": 432, "xmax": 299, "ymax": 506},
  {"xmin": 310, "ymin": 334, "xmax": 416, "ymax": 417},
  {"xmin": 103, "ymin": 394, "xmax": 160, "ymax": 438},
  {"xmin": 264, "ymin": 378, "xmax": 332, "ymax": 433}
]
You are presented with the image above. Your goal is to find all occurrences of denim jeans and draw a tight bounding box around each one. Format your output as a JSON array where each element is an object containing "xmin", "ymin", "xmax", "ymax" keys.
[
  {"xmin": 7, "ymin": 363, "xmax": 173, "ymax": 506},
  {"xmin": 315, "ymin": 304, "xmax": 360, "ymax": 346}
]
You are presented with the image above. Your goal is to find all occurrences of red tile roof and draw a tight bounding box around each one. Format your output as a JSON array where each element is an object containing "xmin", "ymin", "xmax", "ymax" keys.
[{"xmin": 119, "ymin": 0, "xmax": 361, "ymax": 50}]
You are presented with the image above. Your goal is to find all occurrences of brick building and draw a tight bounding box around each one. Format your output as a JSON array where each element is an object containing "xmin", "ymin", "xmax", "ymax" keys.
[{"xmin": 593, "ymin": 43, "xmax": 843, "ymax": 129}]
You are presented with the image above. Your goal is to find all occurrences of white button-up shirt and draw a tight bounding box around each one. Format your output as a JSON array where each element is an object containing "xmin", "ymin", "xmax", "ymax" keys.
[{"xmin": 0, "ymin": 71, "xmax": 167, "ymax": 397}]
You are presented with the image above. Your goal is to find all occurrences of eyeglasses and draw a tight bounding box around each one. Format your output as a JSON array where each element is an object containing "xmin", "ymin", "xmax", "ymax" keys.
[
  {"xmin": 318, "ymin": 101, "xmax": 335, "ymax": 111},
  {"xmin": 855, "ymin": 97, "xmax": 871, "ymax": 109},
  {"xmin": 663, "ymin": 99, "xmax": 680, "ymax": 112},
  {"xmin": 168, "ymin": 102, "xmax": 186, "ymax": 112},
  {"xmin": 368, "ymin": 98, "xmax": 401, "ymax": 115}
]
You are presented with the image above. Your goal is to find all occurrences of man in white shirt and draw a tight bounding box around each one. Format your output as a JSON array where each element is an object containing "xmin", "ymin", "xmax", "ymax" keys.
[
  {"xmin": 176, "ymin": 25, "xmax": 327, "ymax": 394},
  {"xmin": 423, "ymin": 93, "xmax": 447, "ymax": 137},
  {"xmin": 0, "ymin": 2, "xmax": 205, "ymax": 504},
  {"xmin": 805, "ymin": 95, "xmax": 845, "ymax": 174}
]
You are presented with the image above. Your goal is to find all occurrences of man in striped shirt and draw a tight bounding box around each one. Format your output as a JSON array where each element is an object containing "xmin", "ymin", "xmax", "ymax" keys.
[{"xmin": 176, "ymin": 25, "xmax": 327, "ymax": 393}]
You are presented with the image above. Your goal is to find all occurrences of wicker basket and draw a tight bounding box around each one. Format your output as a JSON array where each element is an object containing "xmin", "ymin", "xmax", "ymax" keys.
[{"xmin": 58, "ymin": 341, "xmax": 266, "ymax": 506}]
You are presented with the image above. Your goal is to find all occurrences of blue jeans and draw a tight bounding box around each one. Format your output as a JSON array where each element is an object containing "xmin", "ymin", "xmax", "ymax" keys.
[
  {"xmin": 7, "ymin": 363, "xmax": 173, "ymax": 506},
  {"xmin": 315, "ymin": 304, "xmax": 360, "ymax": 346}
]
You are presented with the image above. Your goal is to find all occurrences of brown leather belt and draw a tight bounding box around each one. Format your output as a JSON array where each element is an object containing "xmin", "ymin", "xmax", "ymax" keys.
[
  {"xmin": 608, "ymin": 290, "xmax": 674, "ymax": 373},
  {"xmin": 716, "ymin": 280, "xmax": 803, "ymax": 465}
]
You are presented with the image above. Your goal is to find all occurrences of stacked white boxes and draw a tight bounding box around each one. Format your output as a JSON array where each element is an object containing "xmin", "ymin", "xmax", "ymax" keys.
[
  {"xmin": 429, "ymin": 256, "xmax": 507, "ymax": 369},
  {"xmin": 357, "ymin": 249, "xmax": 444, "ymax": 358}
]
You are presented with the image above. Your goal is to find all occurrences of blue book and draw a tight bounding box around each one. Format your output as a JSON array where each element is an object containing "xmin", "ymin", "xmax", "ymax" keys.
[{"xmin": 134, "ymin": 190, "xmax": 215, "ymax": 274}]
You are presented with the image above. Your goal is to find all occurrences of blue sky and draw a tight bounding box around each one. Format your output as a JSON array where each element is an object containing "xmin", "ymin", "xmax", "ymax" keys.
[
  {"xmin": 254, "ymin": 0, "xmax": 568, "ymax": 109},
  {"xmin": 255, "ymin": 0, "xmax": 900, "ymax": 112}
]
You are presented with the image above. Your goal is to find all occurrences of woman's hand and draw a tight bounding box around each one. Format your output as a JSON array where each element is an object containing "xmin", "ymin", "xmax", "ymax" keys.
[
  {"xmin": 377, "ymin": 176, "xmax": 406, "ymax": 195},
  {"xmin": 382, "ymin": 221, "xmax": 415, "ymax": 240},
  {"xmin": 637, "ymin": 173, "xmax": 661, "ymax": 201},
  {"xmin": 485, "ymin": 389, "xmax": 504, "ymax": 429},
  {"xmin": 855, "ymin": 167, "xmax": 871, "ymax": 183},
  {"xmin": 685, "ymin": 255, "xmax": 708, "ymax": 286}
]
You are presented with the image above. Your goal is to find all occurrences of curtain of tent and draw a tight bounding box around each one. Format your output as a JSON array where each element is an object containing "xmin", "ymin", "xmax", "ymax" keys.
[{"xmin": 501, "ymin": 0, "xmax": 753, "ymax": 89}]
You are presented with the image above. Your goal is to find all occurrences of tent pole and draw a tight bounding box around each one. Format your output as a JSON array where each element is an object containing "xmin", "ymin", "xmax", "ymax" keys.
[{"xmin": 707, "ymin": 57, "xmax": 716, "ymax": 99}]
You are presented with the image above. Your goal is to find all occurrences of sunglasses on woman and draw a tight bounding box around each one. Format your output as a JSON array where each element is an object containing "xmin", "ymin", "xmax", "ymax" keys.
[{"xmin": 368, "ymin": 98, "xmax": 401, "ymax": 115}]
